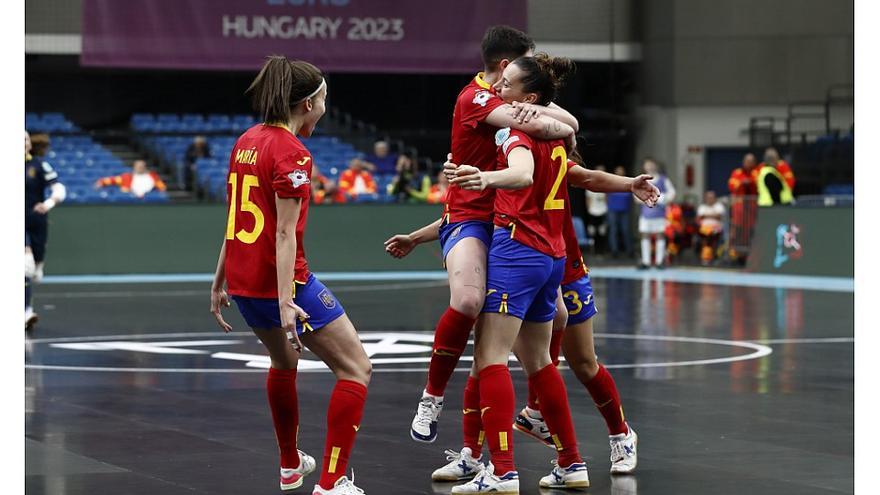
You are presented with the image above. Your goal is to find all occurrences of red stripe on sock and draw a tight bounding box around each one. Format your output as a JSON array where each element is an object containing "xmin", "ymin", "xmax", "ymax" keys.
[
  {"xmin": 426, "ymin": 307, "xmax": 476, "ymax": 396},
  {"xmin": 319, "ymin": 380, "xmax": 367, "ymax": 490},
  {"xmin": 585, "ymin": 365, "xmax": 628, "ymax": 435},
  {"xmin": 267, "ymin": 367, "xmax": 300, "ymax": 469},
  {"xmin": 530, "ymin": 363, "xmax": 582, "ymax": 467},
  {"xmin": 478, "ymin": 364, "xmax": 516, "ymax": 475}
]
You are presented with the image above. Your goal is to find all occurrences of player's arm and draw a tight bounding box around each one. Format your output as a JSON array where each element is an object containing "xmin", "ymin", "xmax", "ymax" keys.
[
  {"xmin": 485, "ymin": 108, "xmax": 574, "ymax": 140},
  {"xmin": 451, "ymin": 147, "xmax": 534, "ymax": 191},
  {"xmin": 34, "ymin": 162, "xmax": 66, "ymax": 214},
  {"xmin": 210, "ymin": 240, "xmax": 232, "ymax": 333},
  {"xmin": 567, "ymin": 164, "xmax": 660, "ymax": 207},
  {"xmin": 385, "ymin": 218, "xmax": 441, "ymax": 259},
  {"xmin": 506, "ymin": 101, "xmax": 580, "ymax": 133},
  {"xmin": 275, "ymin": 195, "xmax": 309, "ymax": 351}
]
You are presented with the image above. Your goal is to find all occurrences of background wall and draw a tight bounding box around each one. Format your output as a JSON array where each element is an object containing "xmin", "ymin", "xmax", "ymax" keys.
[{"xmin": 45, "ymin": 205, "xmax": 444, "ymax": 275}]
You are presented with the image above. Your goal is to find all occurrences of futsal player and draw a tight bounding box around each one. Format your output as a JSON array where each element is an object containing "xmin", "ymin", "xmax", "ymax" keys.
[
  {"xmin": 445, "ymin": 53, "xmax": 587, "ymax": 494},
  {"xmin": 209, "ymin": 56, "xmax": 370, "ymax": 495},
  {"xmin": 383, "ymin": 25, "xmax": 578, "ymax": 455},
  {"xmin": 25, "ymin": 130, "xmax": 66, "ymax": 331},
  {"xmin": 513, "ymin": 149, "xmax": 656, "ymax": 475}
]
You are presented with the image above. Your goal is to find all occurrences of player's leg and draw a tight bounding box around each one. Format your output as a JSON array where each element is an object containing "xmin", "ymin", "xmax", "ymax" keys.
[
  {"xmin": 514, "ymin": 291, "xmax": 566, "ymax": 447},
  {"xmin": 432, "ymin": 360, "xmax": 487, "ymax": 482},
  {"xmin": 562, "ymin": 318, "xmax": 637, "ymax": 474},
  {"xmin": 451, "ymin": 313, "xmax": 521, "ymax": 495},
  {"xmin": 233, "ymin": 295, "xmax": 316, "ymax": 492},
  {"xmin": 638, "ymin": 217, "xmax": 652, "ymax": 269},
  {"xmin": 414, "ymin": 226, "xmax": 489, "ymax": 443},
  {"xmin": 25, "ymin": 242, "xmax": 37, "ymax": 331}
]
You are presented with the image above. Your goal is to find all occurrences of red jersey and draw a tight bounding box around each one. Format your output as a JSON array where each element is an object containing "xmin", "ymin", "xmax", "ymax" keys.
[
  {"xmin": 224, "ymin": 124, "xmax": 313, "ymax": 299},
  {"xmin": 493, "ymin": 129, "xmax": 568, "ymax": 258},
  {"xmin": 562, "ymin": 160, "xmax": 589, "ymax": 285},
  {"xmin": 446, "ymin": 73, "xmax": 505, "ymax": 223}
]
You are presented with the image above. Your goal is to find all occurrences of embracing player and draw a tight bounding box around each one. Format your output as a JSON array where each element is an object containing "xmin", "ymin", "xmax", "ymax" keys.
[
  {"xmin": 384, "ymin": 25, "xmax": 578, "ymax": 457},
  {"xmin": 209, "ymin": 56, "xmax": 371, "ymax": 495}
]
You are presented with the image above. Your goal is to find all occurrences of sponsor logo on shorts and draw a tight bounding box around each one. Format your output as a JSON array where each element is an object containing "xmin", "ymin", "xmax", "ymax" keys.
[
  {"xmin": 318, "ymin": 289, "xmax": 337, "ymax": 310},
  {"xmin": 450, "ymin": 225, "xmax": 462, "ymax": 239}
]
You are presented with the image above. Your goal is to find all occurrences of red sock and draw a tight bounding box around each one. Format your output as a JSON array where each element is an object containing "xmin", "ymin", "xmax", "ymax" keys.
[
  {"xmin": 585, "ymin": 365, "xmax": 628, "ymax": 435},
  {"xmin": 527, "ymin": 330, "xmax": 565, "ymax": 412},
  {"xmin": 549, "ymin": 330, "xmax": 564, "ymax": 366},
  {"xmin": 478, "ymin": 364, "xmax": 516, "ymax": 475},
  {"xmin": 530, "ymin": 364, "xmax": 582, "ymax": 467},
  {"xmin": 425, "ymin": 307, "xmax": 476, "ymax": 396},
  {"xmin": 462, "ymin": 376, "xmax": 484, "ymax": 455},
  {"xmin": 267, "ymin": 368, "xmax": 300, "ymax": 469},
  {"xmin": 319, "ymin": 380, "xmax": 367, "ymax": 489}
]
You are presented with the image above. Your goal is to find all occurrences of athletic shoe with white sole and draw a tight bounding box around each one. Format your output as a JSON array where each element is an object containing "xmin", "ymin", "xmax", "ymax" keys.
[
  {"xmin": 451, "ymin": 463, "xmax": 518, "ymax": 494},
  {"xmin": 312, "ymin": 472, "xmax": 365, "ymax": 495},
  {"xmin": 539, "ymin": 460, "xmax": 590, "ymax": 489},
  {"xmin": 410, "ymin": 392, "xmax": 443, "ymax": 443},
  {"xmin": 280, "ymin": 450, "xmax": 317, "ymax": 490},
  {"xmin": 432, "ymin": 447, "xmax": 485, "ymax": 481},
  {"xmin": 25, "ymin": 309, "xmax": 39, "ymax": 332},
  {"xmin": 609, "ymin": 425, "xmax": 638, "ymax": 474},
  {"xmin": 512, "ymin": 407, "xmax": 554, "ymax": 448}
]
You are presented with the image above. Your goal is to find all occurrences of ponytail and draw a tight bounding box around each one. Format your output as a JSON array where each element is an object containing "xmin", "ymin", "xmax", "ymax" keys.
[{"xmin": 246, "ymin": 55, "xmax": 324, "ymax": 123}]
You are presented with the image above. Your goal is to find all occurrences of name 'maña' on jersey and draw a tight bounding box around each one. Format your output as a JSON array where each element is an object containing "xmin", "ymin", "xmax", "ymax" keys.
[
  {"xmin": 492, "ymin": 129, "xmax": 569, "ymax": 258},
  {"xmin": 446, "ymin": 73, "xmax": 505, "ymax": 223},
  {"xmin": 224, "ymin": 124, "xmax": 313, "ymax": 299}
]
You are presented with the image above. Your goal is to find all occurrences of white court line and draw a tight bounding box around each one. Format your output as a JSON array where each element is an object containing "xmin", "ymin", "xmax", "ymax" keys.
[
  {"xmin": 25, "ymin": 332, "xmax": 773, "ymax": 374},
  {"xmin": 750, "ymin": 337, "xmax": 854, "ymax": 344}
]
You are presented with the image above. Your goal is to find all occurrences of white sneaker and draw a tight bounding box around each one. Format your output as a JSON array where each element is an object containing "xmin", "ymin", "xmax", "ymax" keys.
[
  {"xmin": 410, "ymin": 391, "xmax": 443, "ymax": 443},
  {"xmin": 539, "ymin": 460, "xmax": 590, "ymax": 489},
  {"xmin": 609, "ymin": 425, "xmax": 638, "ymax": 474},
  {"xmin": 512, "ymin": 407, "xmax": 554, "ymax": 449},
  {"xmin": 25, "ymin": 308, "xmax": 39, "ymax": 332},
  {"xmin": 431, "ymin": 447, "xmax": 485, "ymax": 481},
  {"xmin": 312, "ymin": 472, "xmax": 365, "ymax": 495},
  {"xmin": 280, "ymin": 450, "xmax": 317, "ymax": 490},
  {"xmin": 451, "ymin": 463, "xmax": 518, "ymax": 494}
]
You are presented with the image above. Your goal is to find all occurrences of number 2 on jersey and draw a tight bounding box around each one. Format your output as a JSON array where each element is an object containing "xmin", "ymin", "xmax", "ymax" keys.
[
  {"xmin": 544, "ymin": 145, "xmax": 568, "ymax": 210},
  {"xmin": 226, "ymin": 172, "xmax": 265, "ymax": 244}
]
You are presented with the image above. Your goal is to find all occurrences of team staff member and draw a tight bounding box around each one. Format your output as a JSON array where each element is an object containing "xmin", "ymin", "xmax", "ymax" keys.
[
  {"xmin": 209, "ymin": 56, "xmax": 370, "ymax": 495},
  {"xmin": 383, "ymin": 25, "xmax": 577, "ymax": 450},
  {"xmin": 25, "ymin": 130, "xmax": 66, "ymax": 331}
]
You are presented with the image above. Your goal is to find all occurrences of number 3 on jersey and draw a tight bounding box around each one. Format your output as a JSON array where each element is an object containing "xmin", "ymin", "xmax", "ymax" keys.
[
  {"xmin": 544, "ymin": 146, "xmax": 568, "ymax": 210},
  {"xmin": 226, "ymin": 172, "xmax": 265, "ymax": 244}
]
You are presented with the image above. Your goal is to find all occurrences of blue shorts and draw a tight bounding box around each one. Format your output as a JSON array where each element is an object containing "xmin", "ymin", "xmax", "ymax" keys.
[
  {"xmin": 561, "ymin": 274, "xmax": 599, "ymax": 325},
  {"xmin": 483, "ymin": 228, "xmax": 565, "ymax": 322},
  {"xmin": 232, "ymin": 274, "xmax": 345, "ymax": 336},
  {"xmin": 439, "ymin": 219, "xmax": 493, "ymax": 261}
]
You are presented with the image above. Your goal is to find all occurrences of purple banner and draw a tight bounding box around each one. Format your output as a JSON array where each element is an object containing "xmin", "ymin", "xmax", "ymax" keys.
[{"xmin": 81, "ymin": 0, "xmax": 527, "ymax": 73}]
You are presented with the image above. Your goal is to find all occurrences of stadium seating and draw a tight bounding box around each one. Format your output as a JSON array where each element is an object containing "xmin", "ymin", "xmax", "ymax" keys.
[
  {"xmin": 41, "ymin": 134, "xmax": 169, "ymax": 204},
  {"xmin": 26, "ymin": 112, "xmax": 81, "ymax": 133}
]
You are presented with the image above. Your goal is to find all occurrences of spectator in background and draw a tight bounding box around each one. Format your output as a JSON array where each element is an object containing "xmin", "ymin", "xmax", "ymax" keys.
[
  {"xmin": 760, "ymin": 147, "xmax": 795, "ymax": 190},
  {"xmin": 388, "ymin": 153, "xmax": 415, "ymax": 202},
  {"xmin": 585, "ymin": 164, "xmax": 609, "ymax": 254},
  {"xmin": 311, "ymin": 163, "xmax": 340, "ymax": 204},
  {"xmin": 337, "ymin": 157, "xmax": 377, "ymax": 202},
  {"xmin": 638, "ymin": 158, "xmax": 676, "ymax": 269},
  {"xmin": 697, "ymin": 190, "xmax": 726, "ymax": 266},
  {"xmin": 184, "ymin": 135, "xmax": 211, "ymax": 190},
  {"xmin": 364, "ymin": 140, "xmax": 400, "ymax": 175},
  {"xmin": 95, "ymin": 159, "xmax": 167, "ymax": 198},
  {"xmin": 409, "ymin": 168, "xmax": 449, "ymax": 204},
  {"xmin": 606, "ymin": 165, "xmax": 633, "ymax": 258},
  {"xmin": 727, "ymin": 153, "xmax": 759, "ymax": 263}
]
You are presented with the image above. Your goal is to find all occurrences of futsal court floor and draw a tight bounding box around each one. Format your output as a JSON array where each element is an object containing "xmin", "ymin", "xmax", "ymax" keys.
[{"xmin": 25, "ymin": 269, "xmax": 854, "ymax": 494}]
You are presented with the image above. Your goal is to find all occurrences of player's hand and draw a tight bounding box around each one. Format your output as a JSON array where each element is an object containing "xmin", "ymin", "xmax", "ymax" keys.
[
  {"xmin": 384, "ymin": 234, "xmax": 416, "ymax": 259},
  {"xmin": 450, "ymin": 165, "xmax": 488, "ymax": 191},
  {"xmin": 210, "ymin": 286, "xmax": 233, "ymax": 333},
  {"xmin": 509, "ymin": 101, "xmax": 541, "ymax": 124},
  {"xmin": 442, "ymin": 153, "xmax": 459, "ymax": 181},
  {"xmin": 280, "ymin": 300, "xmax": 309, "ymax": 353},
  {"xmin": 32, "ymin": 203, "xmax": 50, "ymax": 215},
  {"xmin": 631, "ymin": 174, "xmax": 660, "ymax": 207}
]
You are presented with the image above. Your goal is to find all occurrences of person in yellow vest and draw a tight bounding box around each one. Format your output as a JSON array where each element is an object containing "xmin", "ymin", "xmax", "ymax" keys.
[{"xmin": 756, "ymin": 163, "xmax": 793, "ymax": 206}]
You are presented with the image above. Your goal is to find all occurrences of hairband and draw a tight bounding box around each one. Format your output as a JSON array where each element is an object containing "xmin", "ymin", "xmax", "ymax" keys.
[{"xmin": 295, "ymin": 78, "xmax": 326, "ymax": 104}]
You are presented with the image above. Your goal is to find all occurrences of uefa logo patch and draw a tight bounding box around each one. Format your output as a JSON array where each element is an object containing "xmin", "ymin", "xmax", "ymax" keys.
[{"xmin": 318, "ymin": 289, "xmax": 337, "ymax": 309}]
